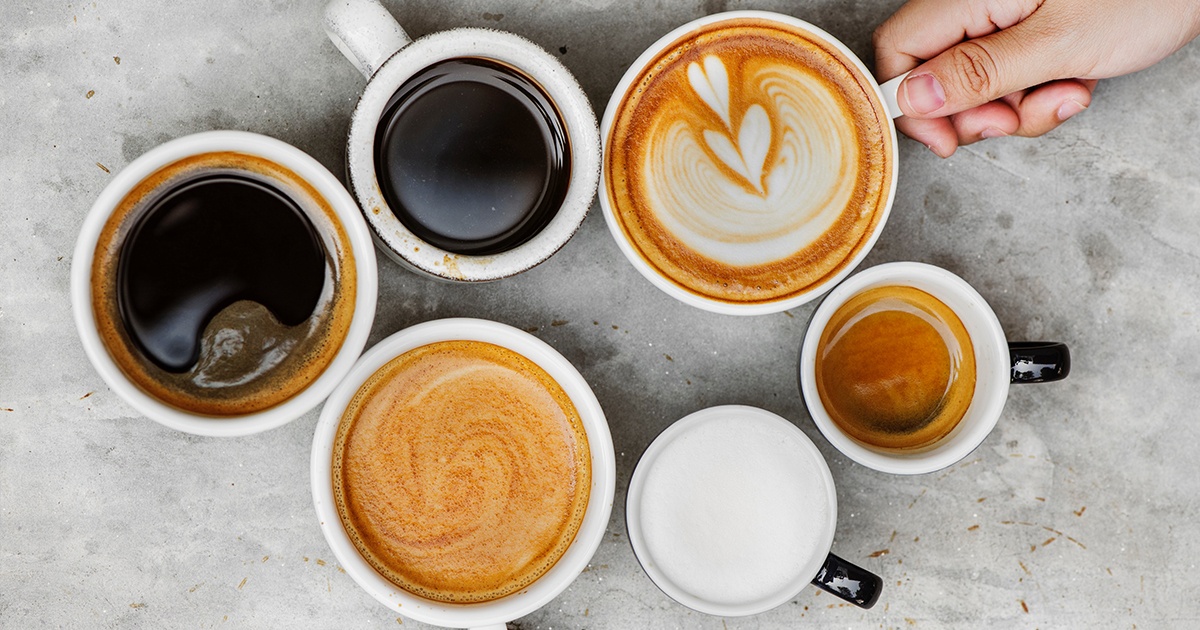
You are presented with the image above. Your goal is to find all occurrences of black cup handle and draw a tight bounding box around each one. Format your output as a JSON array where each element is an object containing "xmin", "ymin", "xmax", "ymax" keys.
[
  {"xmin": 811, "ymin": 552, "xmax": 882, "ymax": 609},
  {"xmin": 1009, "ymin": 342, "xmax": 1070, "ymax": 383}
]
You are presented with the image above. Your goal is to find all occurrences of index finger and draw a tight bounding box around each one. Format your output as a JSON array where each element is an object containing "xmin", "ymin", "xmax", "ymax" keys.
[{"xmin": 873, "ymin": 0, "xmax": 1042, "ymax": 79}]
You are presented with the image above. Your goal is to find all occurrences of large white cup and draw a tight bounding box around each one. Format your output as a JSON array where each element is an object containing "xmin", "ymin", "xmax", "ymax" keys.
[
  {"xmin": 70, "ymin": 130, "xmax": 378, "ymax": 437},
  {"xmin": 599, "ymin": 11, "xmax": 907, "ymax": 315},
  {"xmin": 799, "ymin": 262, "xmax": 1070, "ymax": 474},
  {"xmin": 310, "ymin": 318, "xmax": 616, "ymax": 629},
  {"xmin": 324, "ymin": 0, "xmax": 601, "ymax": 282}
]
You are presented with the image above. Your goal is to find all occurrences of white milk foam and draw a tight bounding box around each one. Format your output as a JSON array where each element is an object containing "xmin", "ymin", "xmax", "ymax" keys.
[
  {"xmin": 646, "ymin": 55, "xmax": 860, "ymax": 266},
  {"xmin": 638, "ymin": 414, "xmax": 830, "ymax": 607}
]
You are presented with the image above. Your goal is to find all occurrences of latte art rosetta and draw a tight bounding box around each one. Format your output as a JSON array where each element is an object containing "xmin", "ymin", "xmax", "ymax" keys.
[
  {"xmin": 605, "ymin": 19, "xmax": 893, "ymax": 304},
  {"xmin": 648, "ymin": 55, "xmax": 860, "ymax": 266}
]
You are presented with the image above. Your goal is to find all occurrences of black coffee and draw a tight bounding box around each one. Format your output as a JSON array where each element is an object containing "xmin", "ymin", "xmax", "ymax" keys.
[
  {"xmin": 116, "ymin": 173, "xmax": 326, "ymax": 373},
  {"xmin": 374, "ymin": 58, "xmax": 571, "ymax": 255}
]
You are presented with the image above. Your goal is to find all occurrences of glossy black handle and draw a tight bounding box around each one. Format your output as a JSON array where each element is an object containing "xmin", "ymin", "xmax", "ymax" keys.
[
  {"xmin": 1009, "ymin": 342, "xmax": 1070, "ymax": 383},
  {"xmin": 811, "ymin": 552, "xmax": 881, "ymax": 609}
]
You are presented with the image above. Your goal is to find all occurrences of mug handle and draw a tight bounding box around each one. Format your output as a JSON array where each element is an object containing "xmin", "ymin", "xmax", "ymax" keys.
[
  {"xmin": 1009, "ymin": 342, "xmax": 1071, "ymax": 383},
  {"xmin": 324, "ymin": 0, "xmax": 413, "ymax": 79},
  {"xmin": 811, "ymin": 552, "xmax": 882, "ymax": 609},
  {"xmin": 878, "ymin": 71, "xmax": 910, "ymax": 120}
]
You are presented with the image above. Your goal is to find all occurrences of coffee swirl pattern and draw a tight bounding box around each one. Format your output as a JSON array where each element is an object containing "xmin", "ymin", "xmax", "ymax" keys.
[
  {"xmin": 333, "ymin": 341, "xmax": 591, "ymax": 603},
  {"xmin": 90, "ymin": 152, "xmax": 356, "ymax": 416},
  {"xmin": 606, "ymin": 19, "xmax": 892, "ymax": 303}
]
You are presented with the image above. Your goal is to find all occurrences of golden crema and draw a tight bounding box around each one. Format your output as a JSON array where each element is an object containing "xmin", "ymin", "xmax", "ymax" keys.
[{"xmin": 332, "ymin": 340, "xmax": 591, "ymax": 603}]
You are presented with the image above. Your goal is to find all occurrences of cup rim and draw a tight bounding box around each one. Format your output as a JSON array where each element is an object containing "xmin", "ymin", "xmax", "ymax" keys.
[
  {"xmin": 597, "ymin": 9, "xmax": 899, "ymax": 316},
  {"xmin": 798, "ymin": 261, "xmax": 1011, "ymax": 474},
  {"xmin": 310, "ymin": 317, "xmax": 616, "ymax": 627},
  {"xmin": 69, "ymin": 130, "xmax": 378, "ymax": 437},
  {"xmin": 625, "ymin": 405, "xmax": 838, "ymax": 617},
  {"xmin": 346, "ymin": 27, "xmax": 601, "ymax": 282}
]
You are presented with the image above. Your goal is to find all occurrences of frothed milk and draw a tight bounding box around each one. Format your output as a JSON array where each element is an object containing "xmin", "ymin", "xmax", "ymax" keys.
[{"xmin": 636, "ymin": 413, "xmax": 831, "ymax": 607}]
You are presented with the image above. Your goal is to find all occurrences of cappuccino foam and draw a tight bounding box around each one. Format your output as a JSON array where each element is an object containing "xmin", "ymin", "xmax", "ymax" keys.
[
  {"xmin": 333, "ymin": 340, "xmax": 591, "ymax": 603},
  {"xmin": 606, "ymin": 19, "xmax": 892, "ymax": 303},
  {"xmin": 637, "ymin": 414, "xmax": 830, "ymax": 607}
]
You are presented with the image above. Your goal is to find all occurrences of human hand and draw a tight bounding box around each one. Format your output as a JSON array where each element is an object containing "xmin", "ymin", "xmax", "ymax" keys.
[{"xmin": 874, "ymin": 0, "xmax": 1200, "ymax": 157}]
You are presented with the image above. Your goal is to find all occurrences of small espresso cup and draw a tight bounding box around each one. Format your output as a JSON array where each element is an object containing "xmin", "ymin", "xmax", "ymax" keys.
[
  {"xmin": 71, "ymin": 130, "xmax": 378, "ymax": 437},
  {"xmin": 626, "ymin": 406, "xmax": 881, "ymax": 615},
  {"xmin": 599, "ymin": 11, "xmax": 908, "ymax": 315},
  {"xmin": 324, "ymin": 0, "xmax": 601, "ymax": 282},
  {"xmin": 311, "ymin": 318, "xmax": 616, "ymax": 629},
  {"xmin": 798, "ymin": 262, "xmax": 1070, "ymax": 475}
]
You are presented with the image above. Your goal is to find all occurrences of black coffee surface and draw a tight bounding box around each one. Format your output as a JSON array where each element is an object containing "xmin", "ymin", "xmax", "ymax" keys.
[
  {"xmin": 117, "ymin": 173, "xmax": 326, "ymax": 372},
  {"xmin": 374, "ymin": 58, "xmax": 570, "ymax": 255}
]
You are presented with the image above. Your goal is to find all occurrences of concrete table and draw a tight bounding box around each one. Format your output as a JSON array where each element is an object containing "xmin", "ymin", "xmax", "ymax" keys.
[{"xmin": 2, "ymin": 1, "xmax": 1197, "ymax": 628}]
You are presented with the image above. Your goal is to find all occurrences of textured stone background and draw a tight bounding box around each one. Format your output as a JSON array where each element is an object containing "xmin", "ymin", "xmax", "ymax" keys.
[{"xmin": 2, "ymin": 0, "xmax": 1198, "ymax": 628}]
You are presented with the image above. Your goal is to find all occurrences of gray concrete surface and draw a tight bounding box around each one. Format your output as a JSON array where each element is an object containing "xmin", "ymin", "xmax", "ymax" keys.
[{"xmin": 2, "ymin": 0, "xmax": 1198, "ymax": 628}]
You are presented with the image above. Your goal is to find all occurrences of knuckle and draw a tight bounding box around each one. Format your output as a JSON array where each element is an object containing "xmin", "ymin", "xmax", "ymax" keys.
[{"xmin": 948, "ymin": 42, "xmax": 1000, "ymax": 96}]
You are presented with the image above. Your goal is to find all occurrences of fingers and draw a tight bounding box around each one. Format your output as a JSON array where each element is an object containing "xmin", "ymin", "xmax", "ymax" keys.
[
  {"xmin": 899, "ymin": 80, "xmax": 1098, "ymax": 157},
  {"xmin": 874, "ymin": 0, "xmax": 1041, "ymax": 80},
  {"xmin": 895, "ymin": 17, "xmax": 1076, "ymax": 120},
  {"xmin": 1000, "ymin": 79, "xmax": 1097, "ymax": 137}
]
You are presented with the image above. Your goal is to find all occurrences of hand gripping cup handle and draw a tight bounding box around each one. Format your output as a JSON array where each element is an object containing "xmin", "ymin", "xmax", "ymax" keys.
[{"xmin": 324, "ymin": 0, "xmax": 413, "ymax": 79}]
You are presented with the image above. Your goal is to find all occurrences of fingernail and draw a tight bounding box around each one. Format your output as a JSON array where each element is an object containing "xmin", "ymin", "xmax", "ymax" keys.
[
  {"xmin": 980, "ymin": 127, "xmax": 1008, "ymax": 139},
  {"xmin": 1057, "ymin": 99, "xmax": 1087, "ymax": 121},
  {"xmin": 904, "ymin": 73, "xmax": 946, "ymax": 115}
]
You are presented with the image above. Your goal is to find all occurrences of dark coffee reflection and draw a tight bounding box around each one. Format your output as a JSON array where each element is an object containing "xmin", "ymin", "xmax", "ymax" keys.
[{"xmin": 374, "ymin": 58, "xmax": 571, "ymax": 255}]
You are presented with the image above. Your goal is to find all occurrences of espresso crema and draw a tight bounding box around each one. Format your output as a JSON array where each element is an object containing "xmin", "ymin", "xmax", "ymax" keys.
[
  {"xmin": 606, "ymin": 19, "xmax": 893, "ymax": 303},
  {"xmin": 332, "ymin": 340, "xmax": 591, "ymax": 603}
]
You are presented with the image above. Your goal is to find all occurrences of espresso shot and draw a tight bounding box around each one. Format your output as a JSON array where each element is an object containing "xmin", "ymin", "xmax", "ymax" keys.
[
  {"xmin": 814, "ymin": 285, "xmax": 976, "ymax": 450},
  {"xmin": 373, "ymin": 58, "xmax": 571, "ymax": 255},
  {"xmin": 90, "ymin": 152, "xmax": 358, "ymax": 416}
]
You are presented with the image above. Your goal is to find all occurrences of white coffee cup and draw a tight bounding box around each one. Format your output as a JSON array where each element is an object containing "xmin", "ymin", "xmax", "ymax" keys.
[
  {"xmin": 625, "ymin": 405, "xmax": 881, "ymax": 616},
  {"xmin": 310, "ymin": 318, "xmax": 616, "ymax": 629},
  {"xmin": 70, "ymin": 130, "xmax": 378, "ymax": 437},
  {"xmin": 598, "ymin": 11, "xmax": 908, "ymax": 315},
  {"xmin": 798, "ymin": 262, "xmax": 1070, "ymax": 474},
  {"xmin": 324, "ymin": 0, "xmax": 601, "ymax": 282}
]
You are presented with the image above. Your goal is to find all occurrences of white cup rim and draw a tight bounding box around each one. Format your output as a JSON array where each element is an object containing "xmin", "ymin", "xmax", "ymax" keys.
[
  {"xmin": 625, "ymin": 405, "xmax": 837, "ymax": 617},
  {"xmin": 346, "ymin": 27, "xmax": 601, "ymax": 282},
  {"xmin": 597, "ymin": 10, "xmax": 899, "ymax": 315},
  {"xmin": 69, "ymin": 130, "xmax": 378, "ymax": 437},
  {"xmin": 310, "ymin": 317, "xmax": 616, "ymax": 627},
  {"xmin": 798, "ymin": 262, "xmax": 1011, "ymax": 474}
]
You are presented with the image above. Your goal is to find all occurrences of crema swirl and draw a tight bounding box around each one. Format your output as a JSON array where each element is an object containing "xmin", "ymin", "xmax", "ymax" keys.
[
  {"xmin": 332, "ymin": 340, "xmax": 591, "ymax": 603},
  {"xmin": 606, "ymin": 18, "xmax": 893, "ymax": 304}
]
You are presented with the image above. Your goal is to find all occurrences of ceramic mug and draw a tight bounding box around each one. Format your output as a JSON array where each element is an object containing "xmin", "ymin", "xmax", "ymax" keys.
[
  {"xmin": 798, "ymin": 262, "xmax": 1070, "ymax": 474},
  {"xmin": 626, "ymin": 405, "xmax": 881, "ymax": 616},
  {"xmin": 71, "ymin": 130, "xmax": 378, "ymax": 437},
  {"xmin": 311, "ymin": 318, "xmax": 616, "ymax": 629},
  {"xmin": 599, "ymin": 10, "xmax": 908, "ymax": 315},
  {"xmin": 324, "ymin": 0, "xmax": 601, "ymax": 282}
]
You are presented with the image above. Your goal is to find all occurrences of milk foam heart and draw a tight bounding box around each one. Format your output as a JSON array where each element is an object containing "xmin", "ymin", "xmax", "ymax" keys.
[{"xmin": 605, "ymin": 18, "xmax": 893, "ymax": 304}]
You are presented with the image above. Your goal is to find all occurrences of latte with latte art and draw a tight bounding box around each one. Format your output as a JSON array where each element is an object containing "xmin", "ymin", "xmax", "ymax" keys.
[{"xmin": 605, "ymin": 18, "xmax": 893, "ymax": 304}]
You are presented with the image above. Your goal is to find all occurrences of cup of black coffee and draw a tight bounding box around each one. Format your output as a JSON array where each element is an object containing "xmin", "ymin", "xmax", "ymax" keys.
[
  {"xmin": 324, "ymin": 0, "xmax": 601, "ymax": 282},
  {"xmin": 71, "ymin": 131, "xmax": 378, "ymax": 436}
]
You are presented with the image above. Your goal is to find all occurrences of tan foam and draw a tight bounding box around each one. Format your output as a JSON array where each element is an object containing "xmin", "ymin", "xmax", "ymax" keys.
[
  {"xmin": 605, "ymin": 19, "xmax": 893, "ymax": 304},
  {"xmin": 815, "ymin": 286, "xmax": 976, "ymax": 450},
  {"xmin": 90, "ymin": 151, "xmax": 357, "ymax": 416},
  {"xmin": 332, "ymin": 340, "xmax": 591, "ymax": 603}
]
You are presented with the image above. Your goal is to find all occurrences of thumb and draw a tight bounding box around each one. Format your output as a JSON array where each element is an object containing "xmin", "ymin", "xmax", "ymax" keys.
[{"xmin": 896, "ymin": 21, "xmax": 1067, "ymax": 118}]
